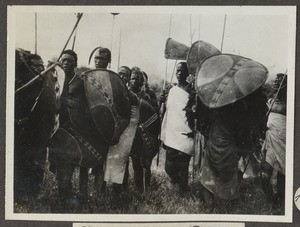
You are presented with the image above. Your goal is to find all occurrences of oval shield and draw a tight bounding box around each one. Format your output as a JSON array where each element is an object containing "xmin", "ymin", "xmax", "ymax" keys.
[
  {"xmin": 164, "ymin": 38, "xmax": 189, "ymax": 60},
  {"xmin": 187, "ymin": 40, "xmax": 221, "ymax": 75},
  {"xmin": 196, "ymin": 54, "xmax": 268, "ymax": 108},
  {"xmin": 83, "ymin": 69, "xmax": 131, "ymax": 145}
]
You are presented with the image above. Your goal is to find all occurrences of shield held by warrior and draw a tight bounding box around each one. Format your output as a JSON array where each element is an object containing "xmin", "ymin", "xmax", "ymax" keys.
[
  {"xmin": 195, "ymin": 54, "xmax": 268, "ymax": 109},
  {"xmin": 83, "ymin": 69, "xmax": 131, "ymax": 145}
]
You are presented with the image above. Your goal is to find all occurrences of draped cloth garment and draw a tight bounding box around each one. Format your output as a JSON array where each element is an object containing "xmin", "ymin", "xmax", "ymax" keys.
[
  {"xmin": 104, "ymin": 105, "xmax": 140, "ymax": 184},
  {"xmin": 263, "ymin": 112, "xmax": 286, "ymax": 175},
  {"xmin": 161, "ymin": 86, "xmax": 194, "ymax": 156},
  {"xmin": 199, "ymin": 116, "xmax": 239, "ymax": 200}
]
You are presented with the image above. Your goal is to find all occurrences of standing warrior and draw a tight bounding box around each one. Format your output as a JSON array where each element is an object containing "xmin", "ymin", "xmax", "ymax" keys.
[
  {"xmin": 186, "ymin": 54, "xmax": 268, "ymax": 211},
  {"xmin": 118, "ymin": 66, "xmax": 131, "ymax": 87},
  {"xmin": 14, "ymin": 50, "xmax": 46, "ymax": 208},
  {"xmin": 161, "ymin": 62, "xmax": 194, "ymax": 194},
  {"xmin": 129, "ymin": 68, "xmax": 146, "ymax": 96},
  {"xmin": 88, "ymin": 47, "xmax": 111, "ymax": 191},
  {"xmin": 49, "ymin": 49, "xmax": 84, "ymax": 208},
  {"xmin": 93, "ymin": 47, "xmax": 111, "ymax": 69},
  {"xmin": 261, "ymin": 73, "xmax": 287, "ymax": 204}
]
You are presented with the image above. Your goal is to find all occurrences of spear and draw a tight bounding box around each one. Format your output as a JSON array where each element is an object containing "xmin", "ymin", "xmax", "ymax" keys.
[
  {"xmin": 15, "ymin": 62, "xmax": 60, "ymax": 93},
  {"xmin": 71, "ymin": 24, "xmax": 78, "ymax": 51},
  {"xmin": 57, "ymin": 13, "xmax": 83, "ymax": 62},
  {"xmin": 34, "ymin": 13, "xmax": 37, "ymax": 54},
  {"xmin": 162, "ymin": 14, "xmax": 173, "ymax": 94},
  {"xmin": 158, "ymin": 14, "xmax": 173, "ymax": 167},
  {"xmin": 117, "ymin": 28, "xmax": 122, "ymax": 70},
  {"xmin": 266, "ymin": 70, "xmax": 288, "ymax": 117},
  {"xmin": 243, "ymin": 70, "xmax": 288, "ymax": 176},
  {"xmin": 16, "ymin": 13, "xmax": 83, "ymax": 93},
  {"xmin": 220, "ymin": 14, "xmax": 227, "ymax": 52},
  {"xmin": 110, "ymin": 13, "xmax": 119, "ymax": 69}
]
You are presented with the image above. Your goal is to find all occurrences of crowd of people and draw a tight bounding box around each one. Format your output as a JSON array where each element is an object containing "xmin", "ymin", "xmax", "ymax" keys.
[{"xmin": 15, "ymin": 45, "xmax": 287, "ymax": 213}]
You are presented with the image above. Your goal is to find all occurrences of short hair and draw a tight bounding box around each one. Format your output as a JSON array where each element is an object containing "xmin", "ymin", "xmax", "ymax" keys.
[
  {"xmin": 97, "ymin": 47, "xmax": 111, "ymax": 62},
  {"xmin": 177, "ymin": 61, "xmax": 188, "ymax": 70},
  {"xmin": 119, "ymin": 66, "xmax": 131, "ymax": 75},
  {"xmin": 61, "ymin": 49, "xmax": 78, "ymax": 67},
  {"xmin": 26, "ymin": 54, "xmax": 43, "ymax": 64},
  {"xmin": 177, "ymin": 61, "xmax": 189, "ymax": 76},
  {"xmin": 131, "ymin": 67, "xmax": 144, "ymax": 83},
  {"xmin": 131, "ymin": 66, "xmax": 141, "ymax": 72}
]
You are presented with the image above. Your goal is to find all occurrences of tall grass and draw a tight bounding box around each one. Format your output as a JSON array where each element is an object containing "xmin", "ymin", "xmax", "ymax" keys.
[{"xmin": 14, "ymin": 149, "xmax": 284, "ymax": 215}]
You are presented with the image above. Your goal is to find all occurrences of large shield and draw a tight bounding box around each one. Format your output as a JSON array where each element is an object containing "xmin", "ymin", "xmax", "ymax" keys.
[
  {"xmin": 196, "ymin": 54, "xmax": 268, "ymax": 108},
  {"xmin": 15, "ymin": 61, "xmax": 65, "ymax": 147},
  {"xmin": 164, "ymin": 38, "xmax": 190, "ymax": 60},
  {"xmin": 187, "ymin": 40, "xmax": 221, "ymax": 75},
  {"xmin": 83, "ymin": 69, "xmax": 131, "ymax": 145}
]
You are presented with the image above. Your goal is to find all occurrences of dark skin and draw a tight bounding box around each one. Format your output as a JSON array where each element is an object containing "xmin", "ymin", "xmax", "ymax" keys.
[
  {"xmin": 60, "ymin": 53, "xmax": 76, "ymax": 83},
  {"xmin": 273, "ymin": 74, "xmax": 286, "ymax": 90},
  {"xmin": 94, "ymin": 51, "xmax": 110, "ymax": 69},
  {"xmin": 118, "ymin": 67, "xmax": 131, "ymax": 85},
  {"xmin": 160, "ymin": 63, "xmax": 189, "ymax": 104},
  {"xmin": 31, "ymin": 61, "xmax": 44, "ymax": 74},
  {"xmin": 176, "ymin": 63, "xmax": 189, "ymax": 88},
  {"xmin": 129, "ymin": 72, "xmax": 143, "ymax": 93}
]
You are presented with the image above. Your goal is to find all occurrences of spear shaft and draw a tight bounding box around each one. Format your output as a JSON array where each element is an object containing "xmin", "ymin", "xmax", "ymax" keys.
[{"xmin": 57, "ymin": 13, "xmax": 83, "ymax": 61}]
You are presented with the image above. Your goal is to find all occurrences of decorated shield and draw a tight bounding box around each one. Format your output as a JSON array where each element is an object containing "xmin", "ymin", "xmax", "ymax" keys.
[
  {"xmin": 51, "ymin": 63, "xmax": 65, "ymax": 97},
  {"xmin": 196, "ymin": 54, "xmax": 268, "ymax": 108},
  {"xmin": 187, "ymin": 40, "xmax": 221, "ymax": 75},
  {"xmin": 138, "ymin": 99, "xmax": 161, "ymax": 165},
  {"xmin": 83, "ymin": 69, "xmax": 131, "ymax": 145}
]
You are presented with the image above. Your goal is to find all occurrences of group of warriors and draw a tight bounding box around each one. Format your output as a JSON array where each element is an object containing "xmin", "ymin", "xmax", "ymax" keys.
[{"xmin": 14, "ymin": 38, "xmax": 287, "ymax": 213}]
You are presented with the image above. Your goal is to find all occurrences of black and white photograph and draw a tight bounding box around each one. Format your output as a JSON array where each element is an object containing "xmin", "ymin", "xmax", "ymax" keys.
[{"xmin": 5, "ymin": 5, "xmax": 296, "ymax": 223}]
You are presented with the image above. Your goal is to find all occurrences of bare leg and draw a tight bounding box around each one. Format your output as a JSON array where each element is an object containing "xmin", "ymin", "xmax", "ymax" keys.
[
  {"xmin": 261, "ymin": 162, "xmax": 276, "ymax": 202},
  {"xmin": 203, "ymin": 188, "xmax": 214, "ymax": 212},
  {"xmin": 79, "ymin": 167, "xmax": 88, "ymax": 202},
  {"xmin": 56, "ymin": 157, "xmax": 77, "ymax": 212},
  {"xmin": 144, "ymin": 167, "xmax": 151, "ymax": 191},
  {"xmin": 93, "ymin": 162, "xmax": 106, "ymax": 194},
  {"xmin": 132, "ymin": 157, "xmax": 144, "ymax": 193}
]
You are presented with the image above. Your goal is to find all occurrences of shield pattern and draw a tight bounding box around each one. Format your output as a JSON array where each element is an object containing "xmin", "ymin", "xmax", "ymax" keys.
[
  {"xmin": 187, "ymin": 40, "xmax": 221, "ymax": 75},
  {"xmin": 83, "ymin": 69, "xmax": 131, "ymax": 145},
  {"xmin": 196, "ymin": 54, "xmax": 268, "ymax": 108}
]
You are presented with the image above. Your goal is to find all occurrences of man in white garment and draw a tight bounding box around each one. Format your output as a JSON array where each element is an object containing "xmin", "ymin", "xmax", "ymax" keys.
[{"xmin": 161, "ymin": 62, "xmax": 194, "ymax": 194}]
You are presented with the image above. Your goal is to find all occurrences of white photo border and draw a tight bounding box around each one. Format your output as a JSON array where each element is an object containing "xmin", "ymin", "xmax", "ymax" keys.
[{"xmin": 6, "ymin": 5, "xmax": 296, "ymax": 223}]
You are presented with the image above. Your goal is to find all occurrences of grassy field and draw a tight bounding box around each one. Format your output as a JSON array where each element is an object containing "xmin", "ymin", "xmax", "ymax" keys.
[{"xmin": 14, "ymin": 148, "xmax": 284, "ymax": 215}]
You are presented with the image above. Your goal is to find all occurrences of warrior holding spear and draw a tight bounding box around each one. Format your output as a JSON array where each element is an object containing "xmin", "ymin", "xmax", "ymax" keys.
[{"xmin": 261, "ymin": 72, "xmax": 287, "ymax": 205}]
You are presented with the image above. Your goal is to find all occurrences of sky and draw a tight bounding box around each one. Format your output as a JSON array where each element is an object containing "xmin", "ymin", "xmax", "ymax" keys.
[{"xmin": 12, "ymin": 6, "xmax": 295, "ymax": 85}]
